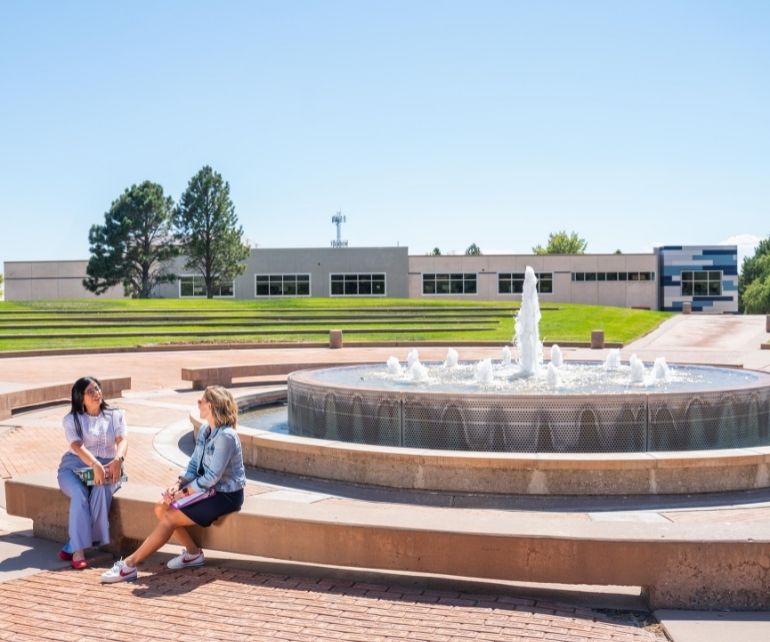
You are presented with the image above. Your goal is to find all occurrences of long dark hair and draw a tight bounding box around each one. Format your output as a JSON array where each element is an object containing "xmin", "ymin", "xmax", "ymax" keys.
[{"xmin": 70, "ymin": 376, "xmax": 110, "ymax": 416}]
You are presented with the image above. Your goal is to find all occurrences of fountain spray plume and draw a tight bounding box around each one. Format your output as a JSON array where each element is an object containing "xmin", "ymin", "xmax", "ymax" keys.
[
  {"xmin": 604, "ymin": 349, "xmax": 621, "ymax": 370},
  {"xmin": 474, "ymin": 358, "xmax": 494, "ymax": 385},
  {"xmin": 653, "ymin": 357, "xmax": 670, "ymax": 382},
  {"xmin": 629, "ymin": 354, "xmax": 646, "ymax": 384},
  {"xmin": 547, "ymin": 362, "xmax": 561, "ymax": 388},
  {"xmin": 386, "ymin": 356, "xmax": 402, "ymax": 376},
  {"xmin": 515, "ymin": 266, "xmax": 543, "ymax": 377}
]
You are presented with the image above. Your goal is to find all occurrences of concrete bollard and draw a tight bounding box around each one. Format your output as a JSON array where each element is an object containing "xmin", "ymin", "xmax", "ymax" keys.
[
  {"xmin": 591, "ymin": 330, "xmax": 604, "ymax": 350},
  {"xmin": 682, "ymin": 301, "xmax": 692, "ymax": 315},
  {"xmin": 329, "ymin": 329, "xmax": 343, "ymax": 349}
]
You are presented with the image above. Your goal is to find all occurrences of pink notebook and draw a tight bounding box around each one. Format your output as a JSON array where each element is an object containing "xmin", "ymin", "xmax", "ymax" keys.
[{"xmin": 171, "ymin": 487, "xmax": 216, "ymax": 509}]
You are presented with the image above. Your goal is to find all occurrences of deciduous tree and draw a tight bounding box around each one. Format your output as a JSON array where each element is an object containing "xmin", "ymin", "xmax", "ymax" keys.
[
  {"xmin": 465, "ymin": 243, "xmax": 481, "ymax": 256},
  {"xmin": 84, "ymin": 182, "xmax": 177, "ymax": 298},
  {"xmin": 739, "ymin": 237, "xmax": 770, "ymax": 313},
  {"xmin": 175, "ymin": 166, "xmax": 250, "ymax": 299},
  {"xmin": 532, "ymin": 231, "xmax": 587, "ymax": 255}
]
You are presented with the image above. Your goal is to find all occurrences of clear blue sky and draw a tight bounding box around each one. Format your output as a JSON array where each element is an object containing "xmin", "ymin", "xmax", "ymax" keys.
[{"xmin": 1, "ymin": 0, "xmax": 768, "ymax": 271}]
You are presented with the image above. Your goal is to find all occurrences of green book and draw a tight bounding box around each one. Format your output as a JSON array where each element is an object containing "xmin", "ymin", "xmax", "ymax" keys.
[{"xmin": 74, "ymin": 466, "xmax": 127, "ymax": 486}]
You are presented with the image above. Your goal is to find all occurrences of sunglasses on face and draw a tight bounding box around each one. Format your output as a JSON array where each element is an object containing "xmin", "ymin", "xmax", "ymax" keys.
[{"xmin": 85, "ymin": 386, "xmax": 102, "ymax": 397}]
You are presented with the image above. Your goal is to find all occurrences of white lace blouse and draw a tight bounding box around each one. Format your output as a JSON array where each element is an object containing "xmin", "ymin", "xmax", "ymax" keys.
[{"xmin": 63, "ymin": 409, "xmax": 127, "ymax": 459}]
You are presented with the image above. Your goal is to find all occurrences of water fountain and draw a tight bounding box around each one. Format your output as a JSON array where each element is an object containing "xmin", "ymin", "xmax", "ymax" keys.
[{"xmin": 286, "ymin": 267, "xmax": 770, "ymax": 453}]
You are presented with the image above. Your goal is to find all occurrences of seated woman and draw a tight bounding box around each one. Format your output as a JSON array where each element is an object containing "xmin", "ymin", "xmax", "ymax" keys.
[
  {"xmin": 57, "ymin": 376, "xmax": 128, "ymax": 570},
  {"xmin": 100, "ymin": 385, "xmax": 245, "ymax": 583}
]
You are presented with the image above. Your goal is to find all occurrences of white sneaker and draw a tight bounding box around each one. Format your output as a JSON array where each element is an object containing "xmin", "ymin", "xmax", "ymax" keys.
[
  {"xmin": 100, "ymin": 559, "xmax": 137, "ymax": 583},
  {"xmin": 167, "ymin": 549, "xmax": 205, "ymax": 570}
]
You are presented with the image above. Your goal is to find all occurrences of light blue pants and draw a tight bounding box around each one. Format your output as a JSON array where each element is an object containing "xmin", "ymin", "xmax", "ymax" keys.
[{"xmin": 57, "ymin": 452, "xmax": 119, "ymax": 552}]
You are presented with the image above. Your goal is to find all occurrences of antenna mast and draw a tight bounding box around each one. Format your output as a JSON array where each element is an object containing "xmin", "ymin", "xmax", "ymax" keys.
[{"xmin": 331, "ymin": 210, "xmax": 348, "ymax": 247}]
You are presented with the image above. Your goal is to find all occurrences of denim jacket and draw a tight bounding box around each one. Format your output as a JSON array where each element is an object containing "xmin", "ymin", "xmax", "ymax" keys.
[{"xmin": 181, "ymin": 423, "xmax": 246, "ymax": 494}]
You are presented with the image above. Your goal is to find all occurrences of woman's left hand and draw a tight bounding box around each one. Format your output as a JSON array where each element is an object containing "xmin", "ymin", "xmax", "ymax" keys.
[{"xmin": 107, "ymin": 458, "xmax": 122, "ymax": 482}]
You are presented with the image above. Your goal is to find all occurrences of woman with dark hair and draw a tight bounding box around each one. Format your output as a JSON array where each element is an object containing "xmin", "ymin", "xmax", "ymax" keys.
[
  {"xmin": 57, "ymin": 376, "xmax": 128, "ymax": 570},
  {"xmin": 101, "ymin": 385, "xmax": 244, "ymax": 583}
]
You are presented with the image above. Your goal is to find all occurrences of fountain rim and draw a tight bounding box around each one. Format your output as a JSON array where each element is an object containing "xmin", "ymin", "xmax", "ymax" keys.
[{"xmin": 287, "ymin": 360, "xmax": 770, "ymax": 398}]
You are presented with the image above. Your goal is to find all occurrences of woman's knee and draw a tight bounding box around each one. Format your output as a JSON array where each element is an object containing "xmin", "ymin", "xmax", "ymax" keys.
[
  {"xmin": 153, "ymin": 502, "xmax": 169, "ymax": 520},
  {"xmin": 59, "ymin": 476, "xmax": 87, "ymax": 500}
]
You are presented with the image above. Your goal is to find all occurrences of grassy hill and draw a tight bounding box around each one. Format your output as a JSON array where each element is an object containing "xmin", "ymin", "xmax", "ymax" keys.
[{"xmin": 0, "ymin": 298, "xmax": 671, "ymax": 351}]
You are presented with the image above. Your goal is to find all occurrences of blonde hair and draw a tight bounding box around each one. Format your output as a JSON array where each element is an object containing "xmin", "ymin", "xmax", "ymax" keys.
[{"xmin": 203, "ymin": 385, "xmax": 238, "ymax": 429}]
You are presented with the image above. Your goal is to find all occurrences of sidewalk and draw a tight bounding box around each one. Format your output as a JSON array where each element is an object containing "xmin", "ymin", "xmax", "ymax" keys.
[
  {"xmin": 0, "ymin": 510, "xmax": 665, "ymax": 642},
  {"xmin": 1, "ymin": 315, "xmax": 769, "ymax": 641}
]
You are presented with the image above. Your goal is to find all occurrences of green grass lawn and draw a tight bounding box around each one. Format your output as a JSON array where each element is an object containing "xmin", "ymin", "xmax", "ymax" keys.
[{"xmin": 0, "ymin": 298, "xmax": 671, "ymax": 351}]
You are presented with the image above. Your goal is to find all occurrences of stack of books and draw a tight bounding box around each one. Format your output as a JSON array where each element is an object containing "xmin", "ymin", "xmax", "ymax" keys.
[{"xmin": 74, "ymin": 466, "xmax": 128, "ymax": 486}]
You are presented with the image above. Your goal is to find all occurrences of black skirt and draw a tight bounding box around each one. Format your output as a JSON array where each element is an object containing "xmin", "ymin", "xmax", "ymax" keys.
[{"xmin": 180, "ymin": 489, "xmax": 244, "ymax": 527}]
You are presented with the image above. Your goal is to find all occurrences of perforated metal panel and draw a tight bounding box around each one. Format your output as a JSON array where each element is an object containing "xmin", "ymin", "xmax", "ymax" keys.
[{"xmin": 287, "ymin": 368, "xmax": 770, "ymax": 453}]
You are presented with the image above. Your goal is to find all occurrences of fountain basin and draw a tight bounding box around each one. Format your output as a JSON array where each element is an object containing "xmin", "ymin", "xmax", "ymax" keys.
[
  {"xmin": 287, "ymin": 362, "xmax": 770, "ymax": 453},
  {"xmin": 237, "ymin": 401, "xmax": 770, "ymax": 495}
]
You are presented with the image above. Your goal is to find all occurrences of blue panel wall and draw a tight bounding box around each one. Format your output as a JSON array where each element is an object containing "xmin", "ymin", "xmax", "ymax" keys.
[{"xmin": 655, "ymin": 246, "xmax": 738, "ymax": 313}]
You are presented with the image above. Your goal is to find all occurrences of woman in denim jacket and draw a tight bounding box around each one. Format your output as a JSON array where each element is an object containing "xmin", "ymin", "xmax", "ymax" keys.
[{"xmin": 101, "ymin": 385, "xmax": 245, "ymax": 583}]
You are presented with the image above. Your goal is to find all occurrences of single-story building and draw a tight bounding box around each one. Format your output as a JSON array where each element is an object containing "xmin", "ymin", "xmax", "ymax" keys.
[{"xmin": 2, "ymin": 244, "xmax": 738, "ymax": 313}]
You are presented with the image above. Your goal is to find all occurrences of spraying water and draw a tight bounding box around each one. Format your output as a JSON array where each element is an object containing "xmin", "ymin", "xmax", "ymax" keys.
[
  {"xmin": 604, "ymin": 349, "xmax": 621, "ymax": 370},
  {"xmin": 386, "ymin": 356, "xmax": 402, "ymax": 376},
  {"xmin": 653, "ymin": 356, "xmax": 670, "ymax": 382},
  {"xmin": 474, "ymin": 358, "xmax": 494, "ymax": 385},
  {"xmin": 515, "ymin": 266, "xmax": 543, "ymax": 377},
  {"xmin": 629, "ymin": 354, "xmax": 646, "ymax": 383},
  {"xmin": 547, "ymin": 362, "xmax": 561, "ymax": 388},
  {"xmin": 550, "ymin": 344, "xmax": 563, "ymax": 367}
]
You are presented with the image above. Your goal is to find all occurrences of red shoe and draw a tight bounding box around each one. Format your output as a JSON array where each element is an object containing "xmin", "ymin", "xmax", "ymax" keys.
[
  {"xmin": 71, "ymin": 558, "xmax": 88, "ymax": 570},
  {"xmin": 58, "ymin": 549, "xmax": 73, "ymax": 561}
]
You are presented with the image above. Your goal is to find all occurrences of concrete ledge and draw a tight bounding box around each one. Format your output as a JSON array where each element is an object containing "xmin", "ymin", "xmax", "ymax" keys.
[
  {"xmin": 5, "ymin": 472, "xmax": 770, "ymax": 610},
  {"xmin": 181, "ymin": 362, "xmax": 376, "ymax": 390},
  {"xmin": 0, "ymin": 376, "xmax": 131, "ymax": 420}
]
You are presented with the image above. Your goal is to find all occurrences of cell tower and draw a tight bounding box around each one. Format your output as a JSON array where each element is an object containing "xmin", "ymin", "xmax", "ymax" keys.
[{"xmin": 331, "ymin": 210, "xmax": 348, "ymax": 247}]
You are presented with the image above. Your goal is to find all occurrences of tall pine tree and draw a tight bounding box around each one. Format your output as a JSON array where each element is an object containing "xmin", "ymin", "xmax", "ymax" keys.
[
  {"xmin": 84, "ymin": 181, "xmax": 177, "ymax": 298},
  {"xmin": 175, "ymin": 166, "xmax": 250, "ymax": 298}
]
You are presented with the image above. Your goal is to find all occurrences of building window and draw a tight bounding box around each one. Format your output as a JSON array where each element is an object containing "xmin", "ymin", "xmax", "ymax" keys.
[
  {"xmin": 330, "ymin": 273, "xmax": 386, "ymax": 296},
  {"xmin": 572, "ymin": 271, "xmax": 654, "ymax": 282},
  {"xmin": 681, "ymin": 271, "xmax": 722, "ymax": 297},
  {"xmin": 498, "ymin": 272, "xmax": 552, "ymax": 294},
  {"xmin": 179, "ymin": 276, "xmax": 234, "ymax": 298},
  {"xmin": 255, "ymin": 274, "xmax": 310, "ymax": 297},
  {"xmin": 423, "ymin": 273, "xmax": 477, "ymax": 295}
]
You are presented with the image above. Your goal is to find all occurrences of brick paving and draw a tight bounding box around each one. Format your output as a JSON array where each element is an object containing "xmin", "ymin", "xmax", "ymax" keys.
[{"xmin": 0, "ymin": 562, "xmax": 664, "ymax": 642}]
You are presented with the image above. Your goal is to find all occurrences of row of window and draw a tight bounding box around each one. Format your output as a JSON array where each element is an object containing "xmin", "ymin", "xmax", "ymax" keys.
[
  {"xmin": 179, "ymin": 276, "xmax": 234, "ymax": 297},
  {"xmin": 499, "ymin": 272, "xmax": 553, "ymax": 294},
  {"xmin": 256, "ymin": 274, "xmax": 309, "ymax": 296},
  {"xmin": 572, "ymin": 272, "xmax": 655, "ymax": 282},
  {"xmin": 179, "ymin": 269, "xmax": 723, "ymax": 298},
  {"xmin": 422, "ymin": 273, "xmax": 477, "ymax": 295},
  {"xmin": 179, "ymin": 273, "xmax": 387, "ymax": 298},
  {"xmin": 330, "ymin": 273, "xmax": 386, "ymax": 296}
]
